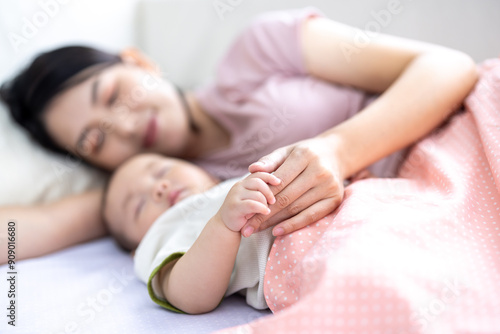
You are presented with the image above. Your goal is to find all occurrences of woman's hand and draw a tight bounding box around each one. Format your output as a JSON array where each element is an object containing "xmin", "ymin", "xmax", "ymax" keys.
[
  {"xmin": 243, "ymin": 136, "xmax": 346, "ymax": 237},
  {"xmin": 240, "ymin": 16, "xmax": 477, "ymax": 239}
]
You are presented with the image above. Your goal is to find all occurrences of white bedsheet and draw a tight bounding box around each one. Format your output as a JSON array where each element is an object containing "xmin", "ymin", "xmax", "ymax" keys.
[{"xmin": 0, "ymin": 238, "xmax": 271, "ymax": 334}]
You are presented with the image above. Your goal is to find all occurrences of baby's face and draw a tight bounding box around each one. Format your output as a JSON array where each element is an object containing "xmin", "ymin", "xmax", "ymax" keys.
[{"xmin": 105, "ymin": 153, "xmax": 217, "ymax": 247}]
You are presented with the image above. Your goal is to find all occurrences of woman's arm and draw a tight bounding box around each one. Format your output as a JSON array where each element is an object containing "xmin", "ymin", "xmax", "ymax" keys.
[
  {"xmin": 0, "ymin": 189, "xmax": 106, "ymax": 264},
  {"xmin": 303, "ymin": 18, "xmax": 477, "ymax": 176},
  {"xmin": 245, "ymin": 17, "xmax": 478, "ymax": 237}
]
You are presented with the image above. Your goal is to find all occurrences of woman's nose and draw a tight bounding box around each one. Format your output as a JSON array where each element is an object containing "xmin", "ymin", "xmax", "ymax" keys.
[
  {"xmin": 152, "ymin": 179, "xmax": 170, "ymax": 202},
  {"xmin": 105, "ymin": 104, "xmax": 139, "ymax": 139},
  {"xmin": 114, "ymin": 114, "xmax": 137, "ymax": 139}
]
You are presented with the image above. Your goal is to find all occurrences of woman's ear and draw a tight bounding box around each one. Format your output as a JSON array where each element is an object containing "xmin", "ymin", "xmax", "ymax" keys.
[{"xmin": 120, "ymin": 47, "xmax": 160, "ymax": 75}]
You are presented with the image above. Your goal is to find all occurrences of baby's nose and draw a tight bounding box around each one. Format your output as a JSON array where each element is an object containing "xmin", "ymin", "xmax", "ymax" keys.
[{"xmin": 152, "ymin": 180, "xmax": 170, "ymax": 202}]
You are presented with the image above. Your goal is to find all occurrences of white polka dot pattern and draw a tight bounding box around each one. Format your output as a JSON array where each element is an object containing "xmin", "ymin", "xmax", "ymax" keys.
[{"xmin": 216, "ymin": 59, "xmax": 500, "ymax": 334}]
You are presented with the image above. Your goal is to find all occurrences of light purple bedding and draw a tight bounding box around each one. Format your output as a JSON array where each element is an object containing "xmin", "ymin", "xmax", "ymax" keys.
[{"xmin": 0, "ymin": 238, "xmax": 271, "ymax": 334}]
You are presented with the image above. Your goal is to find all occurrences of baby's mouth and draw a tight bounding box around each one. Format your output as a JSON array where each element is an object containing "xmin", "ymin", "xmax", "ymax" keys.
[{"xmin": 168, "ymin": 189, "xmax": 183, "ymax": 206}]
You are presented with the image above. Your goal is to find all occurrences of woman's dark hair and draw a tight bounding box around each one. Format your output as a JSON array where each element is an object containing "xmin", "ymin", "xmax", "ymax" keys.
[{"xmin": 0, "ymin": 46, "xmax": 122, "ymax": 155}]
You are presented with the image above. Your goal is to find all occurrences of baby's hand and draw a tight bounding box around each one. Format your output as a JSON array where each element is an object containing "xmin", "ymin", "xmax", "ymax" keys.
[{"xmin": 219, "ymin": 173, "xmax": 281, "ymax": 233}]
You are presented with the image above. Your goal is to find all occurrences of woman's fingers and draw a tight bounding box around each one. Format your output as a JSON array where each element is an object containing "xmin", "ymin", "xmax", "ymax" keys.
[
  {"xmin": 248, "ymin": 146, "xmax": 292, "ymax": 174},
  {"xmin": 260, "ymin": 164, "xmax": 320, "ymax": 225},
  {"xmin": 256, "ymin": 181, "xmax": 343, "ymax": 233},
  {"xmin": 242, "ymin": 151, "xmax": 312, "ymax": 237},
  {"xmin": 271, "ymin": 198, "xmax": 341, "ymax": 236},
  {"xmin": 242, "ymin": 138, "xmax": 346, "ymax": 237}
]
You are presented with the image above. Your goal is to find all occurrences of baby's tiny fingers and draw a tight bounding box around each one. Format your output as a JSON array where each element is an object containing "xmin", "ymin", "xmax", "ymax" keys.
[
  {"xmin": 243, "ymin": 200, "xmax": 271, "ymax": 217},
  {"xmin": 249, "ymin": 171, "xmax": 282, "ymax": 186},
  {"xmin": 244, "ymin": 177, "xmax": 276, "ymax": 205},
  {"xmin": 267, "ymin": 174, "xmax": 282, "ymax": 186},
  {"xmin": 241, "ymin": 189, "xmax": 268, "ymax": 207}
]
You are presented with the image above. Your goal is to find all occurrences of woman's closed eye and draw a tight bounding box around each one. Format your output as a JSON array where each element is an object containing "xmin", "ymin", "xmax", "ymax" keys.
[
  {"xmin": 107, "ymin": 84, "xmax": 120, "ymax": 107},
  {"xmin": 78, "ymin": 127, "xmax": 105, "ymax": 154}
]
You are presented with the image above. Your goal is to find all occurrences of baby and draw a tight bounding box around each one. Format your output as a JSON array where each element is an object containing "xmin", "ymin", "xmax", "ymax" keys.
[{"xmin": 103, "ymin": 153, "xmax": 281, "ymax": 314}]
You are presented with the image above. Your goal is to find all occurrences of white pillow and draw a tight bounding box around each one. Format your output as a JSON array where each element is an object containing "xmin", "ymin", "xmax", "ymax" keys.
[{"xmin": 0, "ymin": 103, "xmax": 106, "ymax": 206}]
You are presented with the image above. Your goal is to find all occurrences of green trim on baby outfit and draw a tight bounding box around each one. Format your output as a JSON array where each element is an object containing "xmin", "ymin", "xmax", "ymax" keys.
[
  {"xmin": 147, "ymin": 251, "xmax": 227, "ymax": 314},
  {"xmin": 147, "ymin": 252, "xmax": 186, "ymax": 313}
]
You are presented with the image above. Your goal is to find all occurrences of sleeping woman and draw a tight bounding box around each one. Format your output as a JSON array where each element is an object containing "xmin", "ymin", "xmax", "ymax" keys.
[{"xmin": 0, "ymin": 8, "xmax": 477, "ymax": 263}]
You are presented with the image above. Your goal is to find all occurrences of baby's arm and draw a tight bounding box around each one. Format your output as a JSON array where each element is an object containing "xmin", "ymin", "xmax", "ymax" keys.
[{"xmin": 158, "ymin": 172, "xmax": 280, "ymax": 314}]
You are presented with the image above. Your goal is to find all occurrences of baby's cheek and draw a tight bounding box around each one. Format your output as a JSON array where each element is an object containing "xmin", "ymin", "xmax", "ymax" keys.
[{"xmin": 141, "ymin": 206, "xmax": 165, "ymax": 234}]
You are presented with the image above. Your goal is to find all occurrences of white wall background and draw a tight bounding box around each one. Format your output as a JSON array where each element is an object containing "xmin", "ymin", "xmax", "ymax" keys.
[
  {"xmin": 0, "ymin": 0, "xmax": 142, "ymax": 82},
  {"xmin": 137, "ymin": 0, "xmax": 500, "ymax": 88},
  {"xmin": 0, "ymin": 0, "xmax": 499, "ymax": 86}
]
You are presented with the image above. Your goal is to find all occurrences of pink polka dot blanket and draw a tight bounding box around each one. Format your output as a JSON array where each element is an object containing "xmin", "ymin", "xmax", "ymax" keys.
[{"xmin": 217, "ymin": 59, "xmax": 500, "ymax": 334}]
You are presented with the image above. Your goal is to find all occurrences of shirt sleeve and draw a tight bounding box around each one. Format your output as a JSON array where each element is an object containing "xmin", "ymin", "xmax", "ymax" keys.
[
  {"xmin": 147, "ymin": 252, "xmax": 186, "ymax": 313},
  {"xmin": 200, "ymin": 7, "xmax": 325, "ymax": 104},
  {"xmin": 133, "ymin": 207, "xmax": 200, "ymax": 314}
]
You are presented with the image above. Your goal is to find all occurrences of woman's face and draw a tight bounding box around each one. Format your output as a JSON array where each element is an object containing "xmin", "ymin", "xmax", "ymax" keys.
[{"xmin": 43, "ymin": 62, "xmax": 191, "ymax": 170}]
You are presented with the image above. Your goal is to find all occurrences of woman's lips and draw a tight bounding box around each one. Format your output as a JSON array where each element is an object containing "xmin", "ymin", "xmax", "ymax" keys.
[{"xmin": 143, "ymin": 116, "xmax": 157, "ymax": 148}]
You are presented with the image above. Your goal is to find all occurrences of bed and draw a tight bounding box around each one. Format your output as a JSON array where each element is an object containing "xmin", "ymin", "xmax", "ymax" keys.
[
  {"xmin": 0, "ymin": 238, "xmax": 270, "ymax": 334},
  {"xmin": 1, "ymin": 1, "xmax": 499, "ymax": 333}
]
